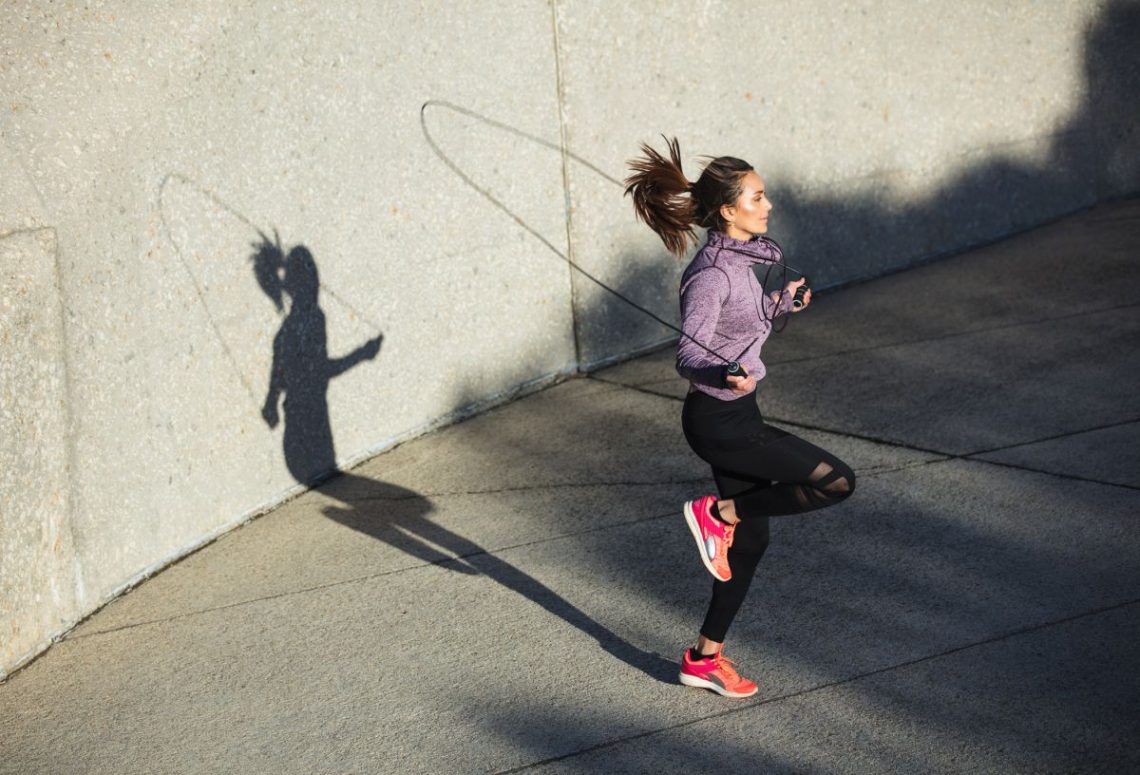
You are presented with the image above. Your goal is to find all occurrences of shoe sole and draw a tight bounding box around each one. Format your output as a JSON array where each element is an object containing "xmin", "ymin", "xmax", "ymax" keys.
[
  {"xmin": 679, "ymin": 671, "xmax": 758, "ymax": 698},
  {"xmin": 683, "ymin": 501, "xmax": 731, "ymax": 582}
]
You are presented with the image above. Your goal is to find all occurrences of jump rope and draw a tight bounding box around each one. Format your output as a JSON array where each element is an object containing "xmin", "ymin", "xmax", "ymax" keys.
[{"xmin": 419, "ymin": 101, "xmax": 808, "ymax": 383}]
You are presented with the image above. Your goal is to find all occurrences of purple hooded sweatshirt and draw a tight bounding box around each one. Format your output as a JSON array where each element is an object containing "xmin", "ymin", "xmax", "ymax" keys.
[{"xmin": 676, "ymin": 230, "xmax": 795, "ymax": 400}]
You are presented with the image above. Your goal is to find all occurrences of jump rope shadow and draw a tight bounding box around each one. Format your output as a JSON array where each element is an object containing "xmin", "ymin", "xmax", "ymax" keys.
[{"xmin": 253, "ymin": 233, "xmax": 676, "ymax": 683}]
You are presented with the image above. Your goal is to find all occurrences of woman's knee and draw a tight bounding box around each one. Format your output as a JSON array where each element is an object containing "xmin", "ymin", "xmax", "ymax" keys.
[{"xmin": 814, "ymin": 458, "xmax": 855, "ymax": 502}]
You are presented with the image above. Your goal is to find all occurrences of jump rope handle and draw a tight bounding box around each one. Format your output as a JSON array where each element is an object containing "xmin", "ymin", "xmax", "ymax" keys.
[
  {"xmin": 792, "ymin": 277, "xmax": 811, "ymax": 310},
  {"xmin": 725, "ymin": 361, "xmax": 748, "ymax": 384}
]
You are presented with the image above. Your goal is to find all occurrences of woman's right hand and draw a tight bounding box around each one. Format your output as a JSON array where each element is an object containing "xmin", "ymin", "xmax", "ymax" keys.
[{"xmin": 726, "ymin": 371, "xmax": 756, "ymax": 395}]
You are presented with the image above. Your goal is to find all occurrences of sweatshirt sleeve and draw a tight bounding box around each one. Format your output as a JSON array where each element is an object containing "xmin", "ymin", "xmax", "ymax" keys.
[
  {"xmin": 676, "ymin": 268, "xmax": 730, "ymax": 387},
  {"xmin": 762, "ymin": 284, "xmax": 796, "ymax": 319}
]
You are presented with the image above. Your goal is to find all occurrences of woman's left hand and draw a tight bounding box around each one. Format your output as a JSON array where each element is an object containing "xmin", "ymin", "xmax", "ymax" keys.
[{"xmin": 771, "ymin": 278, "xmax": 811, "ymax": 312}]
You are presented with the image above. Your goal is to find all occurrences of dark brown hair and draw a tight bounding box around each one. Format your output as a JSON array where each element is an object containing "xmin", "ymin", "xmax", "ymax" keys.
[{"xmin": 624, "ymin": 136, "xmax": 754, "ymax": 256}]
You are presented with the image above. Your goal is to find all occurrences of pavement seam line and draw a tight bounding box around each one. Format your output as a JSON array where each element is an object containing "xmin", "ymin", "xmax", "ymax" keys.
[
  {"xmin": 599, "ymin": 300, "xmax": 1140, "ymax": 383},
  {"xmin": 954, "ymin": 456, "xmax": 1140, "ymax": 492},
  {"xmin": 962, "ymin": 416, "xmax": 1140, "ymax": 456},
  {"xmin": 65, "ymin": 452, "xmax": 939, "ymax": 642},
  {"xmin": 856, "ymin": 458, "xmax": 954, "ymax": 479},
  {"xmin": 761, "ymin": 300, "xmax": 1140, "ymax": 368},
  {"xmin": 62, "ymin": 507, "xmax": 682, "ymax": 642},
  {"xmin": 588, "ymin": 376, "xmax": 954, "ymax": 456},
  {"xmin": 587, "ymin": 375, "xmax": 684, "ymax": 402},
  {"xmin": 347, "ymin": 477, "xmax": 710, "ymax": 501},
  {"xmin": 589, "ymin": 377, "xmax": 1140, "ymax": 491},
  {"xmin": 496, "ymin": 596, "xmax": 1140, "ymax": 774},
  {"xmin": 760, "ymin": 418, "xmax": 1140, "ymax": 491}
]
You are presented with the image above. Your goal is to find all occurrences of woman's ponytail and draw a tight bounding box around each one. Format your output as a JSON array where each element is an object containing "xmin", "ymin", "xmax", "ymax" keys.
[
  {"xmin": 624, "ymin": 136, "xmax": 698, "ymax": 257},
  {"xmin": 626, "ymin": 138, "xmax": 755, "ymax": 257}
]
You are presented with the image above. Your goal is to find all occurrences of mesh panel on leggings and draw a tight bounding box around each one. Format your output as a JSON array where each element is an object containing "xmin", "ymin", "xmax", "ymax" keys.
[{"xmin": 791, "ymin": 461, "xmax": 853, "ymax": 510}]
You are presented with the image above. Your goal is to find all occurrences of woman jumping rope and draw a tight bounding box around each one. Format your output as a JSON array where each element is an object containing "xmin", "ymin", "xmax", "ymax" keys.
[{"xmin": 625, "ymin": 138, "xmax": 857, "ymax": 698}]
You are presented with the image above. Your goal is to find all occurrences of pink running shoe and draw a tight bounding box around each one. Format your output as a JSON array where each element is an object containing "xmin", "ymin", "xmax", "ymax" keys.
[
  {"xmin": 679, "ymin": 649, "xmax": 758, "ymax": 698},
  {"xmin": 683, "ymin": 495, "xmax": 734, "ymax": 581}
]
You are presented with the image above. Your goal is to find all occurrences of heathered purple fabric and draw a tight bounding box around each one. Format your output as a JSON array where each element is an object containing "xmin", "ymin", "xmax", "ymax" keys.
[{"xmin": 676, "ymin": 230, "xmax": 794, "ymax": 400}]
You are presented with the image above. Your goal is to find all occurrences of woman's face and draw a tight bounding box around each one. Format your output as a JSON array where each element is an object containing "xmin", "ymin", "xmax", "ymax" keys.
[{"xmin": 722, "ymin": 171, "xmax": 772, "ymax": 236}]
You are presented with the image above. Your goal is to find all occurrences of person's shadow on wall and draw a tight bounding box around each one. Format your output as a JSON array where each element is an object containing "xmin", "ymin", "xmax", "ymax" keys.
[
  {"xmin": 251, "ymin": 234, "xmax": 673, "ymax": 681},
  {"xmin": 253, "ymin": 236, "xmax": 383, "ymax": 484}
]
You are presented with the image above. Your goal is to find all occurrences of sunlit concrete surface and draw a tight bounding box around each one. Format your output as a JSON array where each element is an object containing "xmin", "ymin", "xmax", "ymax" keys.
[
  {"xmin": 0, "ymin": 228, "xmax": 79, "ymax": 672},
  {"xmin": 1, "ymin": 198, "xmax": 1137, "ymax": 773}
]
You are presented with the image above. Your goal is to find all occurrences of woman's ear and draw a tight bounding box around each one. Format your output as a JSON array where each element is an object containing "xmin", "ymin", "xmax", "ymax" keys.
[{"xmin": 719, "ymin": 202, "xmax": 736, "ymax": 224}]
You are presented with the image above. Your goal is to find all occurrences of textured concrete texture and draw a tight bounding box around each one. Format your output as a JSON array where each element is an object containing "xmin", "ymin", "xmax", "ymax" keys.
[
  {"xmin": 0, "ymin": 229, "xmax": 78, "ymax": 670},
  {"xmin": 1, "ymin": 201, "xmax": 1138, "ymax": 773},
  {"xmin": 2, "ymin": 0, "xmax": 1138, "ymax": 675}
]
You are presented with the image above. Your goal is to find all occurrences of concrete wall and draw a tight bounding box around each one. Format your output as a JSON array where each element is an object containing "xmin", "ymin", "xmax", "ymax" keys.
[{"xmin": 2, "ymin": 0, "xmax": 1136, "ymax": 676}]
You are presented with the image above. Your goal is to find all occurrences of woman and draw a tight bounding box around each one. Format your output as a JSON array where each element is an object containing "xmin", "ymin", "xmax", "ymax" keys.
[{"xmin": 625, "ymin": 138, "xmax": 856, "ymax": 698}]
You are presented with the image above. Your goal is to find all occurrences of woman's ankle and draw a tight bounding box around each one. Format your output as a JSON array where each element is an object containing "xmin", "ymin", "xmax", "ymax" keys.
[
  {"xmin": 695, "ymin": 636, "xmax": 722, "ymax": 657},
  {"xmin": 714, "ymin": 499, "xmax": 740, "ymax": 525}
]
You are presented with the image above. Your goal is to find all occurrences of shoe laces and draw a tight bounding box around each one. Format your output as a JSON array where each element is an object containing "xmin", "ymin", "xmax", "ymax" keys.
[
  {"xmin": 722, "ymin": 522, "xmax": 736, "ymax": 548},
  {"xmin": 713, "ymin": 653, "xmax": 741, "ymax": 681}
]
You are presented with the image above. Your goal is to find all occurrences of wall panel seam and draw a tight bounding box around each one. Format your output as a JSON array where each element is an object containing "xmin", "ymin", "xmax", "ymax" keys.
[{"xmin": 549, "ymin": 0, "xmax": 581, "ymax": 367}]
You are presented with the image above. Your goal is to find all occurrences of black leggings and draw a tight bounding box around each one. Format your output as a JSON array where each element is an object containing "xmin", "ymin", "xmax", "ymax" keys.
[{"xmin": 682, "ymin": 389, "xmax": 855, "ymax": 643}]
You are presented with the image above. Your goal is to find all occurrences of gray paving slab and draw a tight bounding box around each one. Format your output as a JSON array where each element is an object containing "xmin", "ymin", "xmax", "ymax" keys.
[
  {"xmin": 760, "ymin": 304, "xmax": 1140, "ymax": 455},
  {"xmin": 974, "ymin": 420, "xmax": 1140, "ymax": 489},
  {"xmin": 523, "ymin": 604, "xmax": 1140, "ymax": 774},
  {"xmin": 4, "ymin": 456, "xmax": 1137, "ymax": 774}
]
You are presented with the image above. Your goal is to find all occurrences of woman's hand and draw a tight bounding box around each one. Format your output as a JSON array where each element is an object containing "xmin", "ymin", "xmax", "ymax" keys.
[
  {"xmin": 261, "ymin": 400, "xmax": 279, "ymax": 429},
  {"xmin": 362, "ymin": 334, "xmax": 383, "ymax": 360},
  {"xmin": 726, "ymin": 371, "xmax": 756, "ymax": 395},
  {"xmin": 771, "ymin": 277, "xmax": 811, "ymax": 312}
]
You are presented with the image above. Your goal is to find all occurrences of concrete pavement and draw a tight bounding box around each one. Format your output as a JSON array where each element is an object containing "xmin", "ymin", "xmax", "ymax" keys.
[{"xmin": 2, "ymin": 198, "xmax": 1138, "ymax": 773}]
